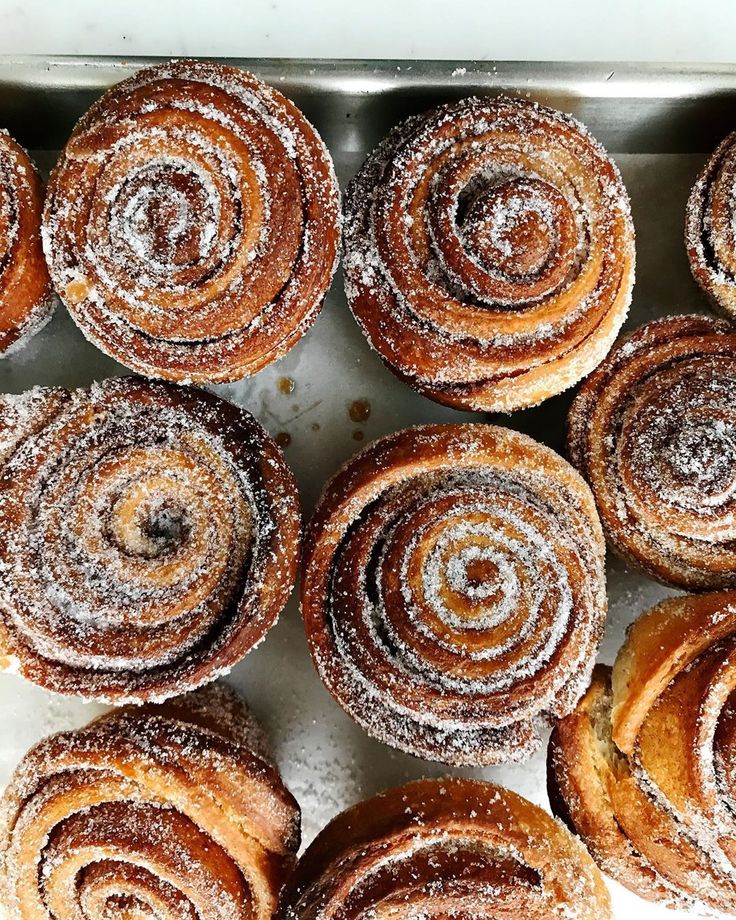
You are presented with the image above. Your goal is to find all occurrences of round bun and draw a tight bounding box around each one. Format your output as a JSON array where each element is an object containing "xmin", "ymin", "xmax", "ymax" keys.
[
  {"xmin": 343, "ymin": 95, "xmax": 635, "ymax": 412},
  {"xmin": 302, "ymin": 423, "xmax": 606, "ymax": 765},
  {"xmin": 43, "ymin": 60, "xmax": 340, "ymax": 383},
  {"xmin": 568, "ymin": 313, "xmax": 736, "ymax": 590},
  {"xmin": 0, "ymin": 376, "xmax": 301, "ymax": 701}
]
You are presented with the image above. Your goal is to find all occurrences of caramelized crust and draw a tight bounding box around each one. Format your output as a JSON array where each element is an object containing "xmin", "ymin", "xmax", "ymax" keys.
[
  {"xmin": 549, "ymin": 592, "xmax": 736, "ymax": 914},
  {"xmin": 568, "ymin": 313, "xmax": 736, "ymax": 590},
  {"xmin": 0, "ymin": 684, "xmax": 300, "ymax": 919},
  {"xmin": 0, "ymin": 376, "xmax": 300, "ymax": 702},
  {"xmin": 0, "ymin": 131, "xmax": 54, "ymax": 355},
  {"xmin": 277, "ymin": 777, "xmax": 611, "ymax": 918},
  {"xmin": 42, "ymin": 60, "xmax": 340, "ymax": 383},
  {"xmin": 302, "ymin": 423, "xmax": 606, "ymax": 765},
  {"xmin": 343, "ymin": 95, "xmax": 635, "ymax": 412}
]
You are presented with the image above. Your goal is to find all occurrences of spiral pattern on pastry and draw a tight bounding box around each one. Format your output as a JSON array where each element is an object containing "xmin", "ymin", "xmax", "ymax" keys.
[
  {"xmin": 343, "ymin": 95, "xmax": 635, "ymax": 413},
  {"xmin": 549, "ymin": 591, "xmax": 736, "ymax": 915},
  {"xmin": 42, "ymin": 59, "xmax": 340, "ymax": 383},
  {"xmin": 301, "ymin": 423, "xmax": 606, "ymax": 766},
  {"xmin": 0, "ymin": 131, "xmax": 54, "ymax": 355},
  {"xmin": 686, "ymin": 133, "xmax": 736, "ymax": 317},
  {"xmin": 0, "ymin": 683, "xmax": 301, "ymax": 919},
  {"xmin": 568, "ymin": 313, "xmax": 736, "ymax": 591},
  {"xmin": 277, "ymin": 777, "xmax": 611, "ymax": 919},
  {"xmin": 0, "ymin": 376, "xmax": 300, "ymax": 702}
]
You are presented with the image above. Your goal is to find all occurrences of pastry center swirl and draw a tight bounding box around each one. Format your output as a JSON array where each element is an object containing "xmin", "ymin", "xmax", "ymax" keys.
[
  {"xmin": 620, "ymin": 362, "xmax": 736, "ymax": 521},
  {"xmin": 458, "ymin": 177, "xmax": 576, "ymax": 283},
  {"xmin": 115, "ymin": 161, "xmax": 222, "ymax": 271}
]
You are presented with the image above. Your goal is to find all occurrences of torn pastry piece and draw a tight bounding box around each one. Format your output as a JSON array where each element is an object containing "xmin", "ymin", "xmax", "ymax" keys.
[{"xmin": 549, "ymin": 590, "xmax": 736, "ymax": 915}]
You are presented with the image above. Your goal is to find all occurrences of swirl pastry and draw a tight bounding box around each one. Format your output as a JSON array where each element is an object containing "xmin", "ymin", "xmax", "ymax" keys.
[
  {"xmin": 343, "ymin": 95, "xmax": 635, "ymax": 412},
  {"xmin": 568, "ymin": 313, "xmax": 736, "ymax": 591},
  {"xmin": 0, "ymin": 683, "xmax": 301, "ymax": 919},
  {"xmin": 301, "ymin": 423, "xmax": 607, "ymax": 766},
  {"xmin": 42, "ymin": 60, "xmax": 340, "ymax": 383},
  {"xmin": 277, "ymin": 777, "xmax": 611, "ymax": 918},
  {"xmin": 549, "ymin": 591, "xmax": 736, "ymax": 915},
  {"xmin": 0, "ymin": 131, "xmax": 54, "ymax": 355},
  {"xmin": 686, "ymin": 133, "xmax": 736, "ymax": 317},
  {"xmin": 0, "ymin": 376, "xmax": 300, "ymax": 702}
]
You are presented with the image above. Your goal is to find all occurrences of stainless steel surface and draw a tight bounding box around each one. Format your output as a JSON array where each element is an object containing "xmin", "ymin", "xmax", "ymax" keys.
[{"xmin": 0, "ymin": 57, "xmax": 731, "ymax": 918}]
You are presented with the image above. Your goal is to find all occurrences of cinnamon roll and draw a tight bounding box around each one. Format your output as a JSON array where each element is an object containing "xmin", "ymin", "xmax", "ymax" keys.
[
  {"xmin": 0, "ymin": 376, "xmax": 300, "ymax": 702},
  {"xmin": 0, "ymin": 683, "xmax": 301, "ymax": 919},
  {"xmin": 549, "ymin": 590, "xmax": 736, "ymax": 915},
  {"xmin": 343, "ymin": 95, "xmax": 635, "ymax": 412},
  {"xmin": 42, "ymin": 60, "xmax": 340, "ymax": 383},
  {"xmin": 301, "ymin": 423, "xmax": 607, "ymax": 766},
  {"xmin": 0, "ymin": 131, "xmax": 54, "ymax": 355},
  {"xmin": 568, "ymin": 313, "xmax": 736, "ymax": 591},
  {"xmin": 277, "ymin": 777, "xmax": 611, "ymax": 919},
  {"xmin": 686, "ymin": 133, "xmax": 736, "ymax": 317}
]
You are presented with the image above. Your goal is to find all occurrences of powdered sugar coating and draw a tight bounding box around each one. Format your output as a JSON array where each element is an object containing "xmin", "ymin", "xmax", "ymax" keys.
[
  {"xmin": 277, "ymin": 777, "xmax": 611, "ymax": 918},
  {"xmin": 0, "ymin": 376, "xmax": 301, "ymax": 702},
  {"xmin": 568, "ymin": 313, "xmax": 736, "ymax": 591},
  {"xmin": 301, "ymin": 423, "xmax": 607, "ymax": 766},
  {"xmin": 0, "ymin": 683, "xmax": 300, "ymax": 919},
  {"xmin": 686, "ymin": 132, "xmax": 736, "ymax": 318},
  {"xmin": 42, "ymin": 60, "xmax": 341, "ymax": 383},
  {"xmin": 343, "ymin": 95, "xmax": 635, "ymax": 413},
  {"xmin": 0, "ymin": 131, "xmax": 54, "ymax": 357}
]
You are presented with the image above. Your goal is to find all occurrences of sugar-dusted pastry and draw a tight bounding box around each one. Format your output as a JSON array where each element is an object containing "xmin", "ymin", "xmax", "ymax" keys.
[
  {"xmin": 568, "ymin": 313, "xmax": 736, "ymax": 590},
  {"xmin": 0, "ymin": 131, "xmax": 54, "ymax": 355},
  {"xmin": 43, "ymin": 60, "xmax": 340, "ymax": 382},
  {"xmin": 0, "ymin": 376, "xmax": 300, "ymax": 701},
  {"xmin": 687, "ymin": 132, "xmax": 736, "ymax": 316},
  {"xmin": 343, "ymin": 95, "xmax": 635, "ymax": 412},
  {"xmin": 277, "ymin": 777, "xmax": 611, "ymax": 918},
  {"xmin": 302, "ymin": 423, "xmax": 606, "ymax": 765},
  {"xmin": 549, "ymin": 590, "xmax": 736, "ymax": 915},
  {"xmin": 0, "ymin": 683, "xmax": 300, "ymax": 919}
]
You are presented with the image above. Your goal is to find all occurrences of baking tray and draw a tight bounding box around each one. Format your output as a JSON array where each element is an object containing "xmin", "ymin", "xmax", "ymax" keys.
[{"xmin": 1, "ymin": 56, "xmax": 733, "ymax": 919}]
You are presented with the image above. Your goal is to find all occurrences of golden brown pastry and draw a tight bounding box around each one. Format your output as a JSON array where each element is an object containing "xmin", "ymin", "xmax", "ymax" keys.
[
  {"xmin": 568, "ymin": 313, "xmax": 736, "ymax": 591},
  {"xmin": 0, "ymin": 683, "xmax": 300, "ymax": 919},
  {"xmin": 301, "ymin": 423, "xmax": 606, "ymax": 765},
  {"xmin": 686, "ymin": 133, "xmax": 736, "ymax": 316},
  {"xmin": 0, "ymin": 130, "xmax": 54, "ymax": 355},
  {"xmin": 42, "ymin": 60, "xmax": 340, "ymax": 383},
  {"xmin": 549, "ymin": 591, "xmax": 736, "ymax": 915},
  {"xmin": 343, "ymin": 95, "xmax": 635, "ymax": 412},
  {"xmin": 0, "ymin": 376, "xmax": 300, "ymax": 701},
  {"xmin": 277, "ymin": 777, "xmax": 611, "ymax": 918}
]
